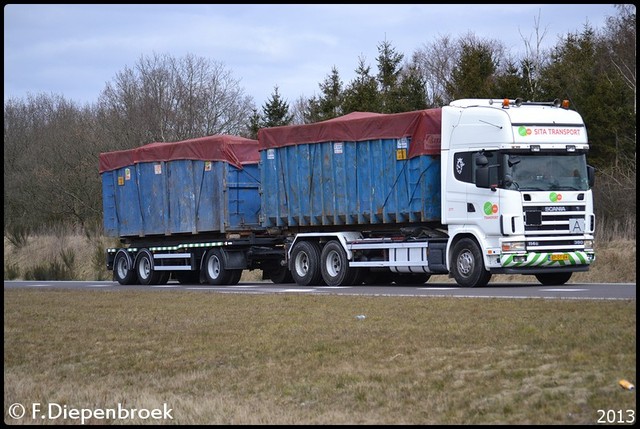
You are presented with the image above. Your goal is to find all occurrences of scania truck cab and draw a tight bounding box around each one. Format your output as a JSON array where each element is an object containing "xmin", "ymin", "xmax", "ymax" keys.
[{"xmin": 441, "ymin": 98, "xmax": 595, "ymax": 287}]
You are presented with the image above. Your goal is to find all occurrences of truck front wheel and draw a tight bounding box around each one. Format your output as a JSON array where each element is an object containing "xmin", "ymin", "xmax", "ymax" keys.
[
  {"xmin": 451, "ymin": 238, "xmax": 492, "ymax": 288},
  {"xmin": 290, "ymin": 241, "xmax": 323, "ymax": 286}
]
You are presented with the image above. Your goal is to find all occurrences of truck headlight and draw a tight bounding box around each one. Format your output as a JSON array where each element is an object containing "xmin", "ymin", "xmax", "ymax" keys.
[{"xmin": 502, "ymin": 241, "xmax": 525, "ymax": 252}]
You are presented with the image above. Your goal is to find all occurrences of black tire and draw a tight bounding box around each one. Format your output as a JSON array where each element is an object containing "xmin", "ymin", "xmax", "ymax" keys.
[
  {"xmin": 204, "ymin": 248, "xmax": 233, "ymax": 285},
  {"xmin": 136, "ymin": 250, "xmax": 163, "ymax": 285},
  {"xmin": 450, "ymin": 238, "xmax": 492, "ymax": 288},
  {"xmin": 393, "ymin": 273, "xmax": 431, "ymax": 285},
  {"xmin": 174, "ymin": 271, "xmax": 201, "ymax": 285},
  {"xmin": 535, "ymin": 272, "xmax": 572, "ymax": 286},
  {"xmin": 320, "ymin": 240, "xmax": 360, "ymax": 286},
  {"xmin": 290, "ymin": 241, "xmax": 324, "ymax": 286},
  {"xmin": 113, "ymin": 250, "xmax": 137, "ymax": 285}
]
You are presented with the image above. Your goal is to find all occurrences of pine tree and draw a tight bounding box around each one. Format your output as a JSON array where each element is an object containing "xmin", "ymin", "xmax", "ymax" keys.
[
  {"xmin": 342, "ymin": 56, "xmax": 380, "ymax": 113},
  {"xmin": 260, "ymin": 85, "xmax": 293, "ymax": 128},
  {"xmin": 376, "ymin": 39, "xmax": 404, "ymax": 112}
]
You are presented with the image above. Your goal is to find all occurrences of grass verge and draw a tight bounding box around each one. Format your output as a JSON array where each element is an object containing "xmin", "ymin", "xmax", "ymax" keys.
[{"xmin": 4, "ymin": 289, "xmax": 636, "ymax": 424}]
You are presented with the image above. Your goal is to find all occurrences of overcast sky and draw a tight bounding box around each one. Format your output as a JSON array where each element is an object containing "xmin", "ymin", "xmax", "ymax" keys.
[{"xmin": 4, "ymin": 4, "xmax": 618, "ymax": 108}]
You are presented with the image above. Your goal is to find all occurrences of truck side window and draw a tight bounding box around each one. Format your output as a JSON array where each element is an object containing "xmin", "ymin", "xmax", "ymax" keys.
[{"xmin": 453, "ymin": 152, "xmax": 473, "ymax": 183}]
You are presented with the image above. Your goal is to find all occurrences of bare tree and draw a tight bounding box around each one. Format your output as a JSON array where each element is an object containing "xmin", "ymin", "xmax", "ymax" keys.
[
  {"xmin": 291, "ymin": 95, "xmax": 311, "ymax": 125},
  {"xmin": 4, "ymin": 94, "xmax": 102, "ymax": 229},
  {"xmin": 97, "ymin": 52, "xmax": 255, "ymax": 148},
  {"xmin": 412, "ymin": 34, "xmax": 459, "ymax": 106},
  {"xmin": 602, "ymin": 4, "xmax": 636, "ymax": 114},
  {"xmin": 518, "ymin": 8, "xmax": 551, "ymax": 100}
]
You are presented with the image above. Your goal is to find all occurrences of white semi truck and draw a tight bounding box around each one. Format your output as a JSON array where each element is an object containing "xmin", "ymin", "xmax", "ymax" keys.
[
  {"xmin": 264, "ymin": 98, "xmax": 596, "ymax": 287},
  {"xmin": 102, "ymin": 98, "xmax": 595, "ymax": 288}
]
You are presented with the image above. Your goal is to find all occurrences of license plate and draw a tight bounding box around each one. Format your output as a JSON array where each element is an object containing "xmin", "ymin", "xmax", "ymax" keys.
[{"xmin": 550, "ymin": 254, "xmax": 569, "ymax": 261}]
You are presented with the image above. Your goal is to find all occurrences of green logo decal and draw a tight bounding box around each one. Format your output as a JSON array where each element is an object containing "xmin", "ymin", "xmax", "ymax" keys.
[
  {"xmin": 518, "ymin": 126, "xmax": 528, "ymax": 136},
  {"xmin": 549, "ymin": 192, "xmax": 562, "ymax": 202},
  {"xmin": 483, "ymin": 202, "xmax": 498, "ymax": 215}
]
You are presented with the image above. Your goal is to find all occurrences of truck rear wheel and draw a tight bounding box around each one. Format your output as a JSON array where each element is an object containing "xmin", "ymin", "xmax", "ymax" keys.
[
  {"xmin": 290, "ymin": 241, "xmax": 323, "ymax": 286},
  {"xmin": 451, "ymin": 238, "xmax": 492, "ymax": 288},
  {"xmin": 204, "ymin": 248, "xmax": 233, "ymax": 285},
  {"xmin": 113, "ymin": 250, "xmax": 136, "ymax": 285},
  {"xmin": 535, "ymin": 272, "xmax": 572, "ymax": 285},
  {"xmin": 320, "ymin": 240, "xmax": 360, "ymax": 286}
]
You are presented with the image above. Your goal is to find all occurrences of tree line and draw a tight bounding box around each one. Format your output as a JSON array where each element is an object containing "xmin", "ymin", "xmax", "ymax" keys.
[{"xmin": 3, "ymin": 5, "xmax": 635, "ymax": 234}]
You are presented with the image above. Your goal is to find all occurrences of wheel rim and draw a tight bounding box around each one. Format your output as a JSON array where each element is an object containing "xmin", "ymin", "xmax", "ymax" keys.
[
  {"xmin": 138, "ymin": 257, "xmax": 151, "ymax": 280},
  {"xmin": 294, "ymin": 251, "xmax": 309, "ymax": 276},
  {"xmin": 116, "ymin": 256, "xmax": 129, "ymax": 279},
  {"xmin": 325, "ymin": 249, "xmax": 341, "ymax": 277},
  {"xmin": 208, "ymin": 255, "xmax": 221, "ymax": 279},
  {"xmin": 457, "ymin": 250, "xmax": 473, "ymax": 277}
]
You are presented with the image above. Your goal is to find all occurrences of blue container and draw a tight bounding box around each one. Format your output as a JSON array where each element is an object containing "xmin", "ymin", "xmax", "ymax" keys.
[
  {"xmin": 259, "ymin": 138, "xmax": 441, "ymax": 228},
  {"xmin": 100, "ymin": 136, "xmax": 261, "ymax": 238},
  {"xmin": 258, "ymin": 109, "xmax": 442, "ymax": 229}
]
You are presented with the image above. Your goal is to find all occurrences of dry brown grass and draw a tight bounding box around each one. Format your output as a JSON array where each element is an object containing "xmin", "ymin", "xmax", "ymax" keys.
[
  {"xmin": 4, "ymin": 289, "xmax": 636, "ymax": 425},
  {"xmin": 3, "ymin": 233, "xmax": 636, "ymax": 284}
]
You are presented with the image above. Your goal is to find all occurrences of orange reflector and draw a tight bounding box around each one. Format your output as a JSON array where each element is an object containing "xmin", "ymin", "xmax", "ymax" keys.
[{"xmin": 562, "ymin": 99, "xmax": 570, "ymax": 109}]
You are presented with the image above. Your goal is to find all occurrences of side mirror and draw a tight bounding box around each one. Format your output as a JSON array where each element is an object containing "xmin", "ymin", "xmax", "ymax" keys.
[{"xmin": 587, "ymin": 165, "xmax": 596, "ymax": 188}]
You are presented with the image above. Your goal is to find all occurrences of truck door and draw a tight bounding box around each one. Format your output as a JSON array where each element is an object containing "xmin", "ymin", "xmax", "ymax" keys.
[{"xmin": 468, "ymin": 151, "xmax": 502, "ymax": 237}]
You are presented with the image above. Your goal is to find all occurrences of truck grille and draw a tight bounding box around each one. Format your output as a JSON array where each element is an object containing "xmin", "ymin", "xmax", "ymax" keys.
[{"xmin": 523, "ymin": 204, "xmax": 588, "ymax": 251}]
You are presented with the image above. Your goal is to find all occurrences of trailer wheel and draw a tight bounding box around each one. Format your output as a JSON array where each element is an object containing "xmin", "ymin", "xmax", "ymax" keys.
[
  {"xmin": 290, "ymin": 241, "xmax": 323, "ymax": 286},
  {"xmin": 113, "ymin": 250, "xmax": 136, "ymax": 285},
  {"xmin": 204, "ymin": 248, "xmax": 233, "ymax": 285},
  {"xmin": 136, "ymin": 250, "xmax": 163, "ymax": 285},
  {"xmin": 321, "ymin": 240, "xmax": 360, "ymax": 286},
  {"xmin": 535, "ymin": 272, "xmax": 572, "ymax": 286},
  {"xmin": 451, "ymin": 238, "xmax": 492, "ymax": 287}
]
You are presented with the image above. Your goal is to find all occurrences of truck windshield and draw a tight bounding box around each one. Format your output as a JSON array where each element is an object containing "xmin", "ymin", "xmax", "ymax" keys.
[{"xmin": 502, "ymin": 153, "xmax": 589, "ymax": 191}]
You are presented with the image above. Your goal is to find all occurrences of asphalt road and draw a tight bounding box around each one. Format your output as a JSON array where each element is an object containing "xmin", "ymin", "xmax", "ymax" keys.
[{"xmin": 4, "ymin": 280, "xmax": 636, "ymax": 300}]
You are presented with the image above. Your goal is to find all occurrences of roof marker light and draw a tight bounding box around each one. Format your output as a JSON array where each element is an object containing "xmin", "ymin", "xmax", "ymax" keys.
[{"xmin": 562, "ymin": 99, "xmax": 570, "ymax": 109}]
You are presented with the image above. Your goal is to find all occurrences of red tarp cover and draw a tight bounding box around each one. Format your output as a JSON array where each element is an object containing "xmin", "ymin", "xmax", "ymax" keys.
[
  {"xmin": 99, "ymin": 135, "xmax": 259, "ymax": 173},
  {"xmin": 258, "ymin": 108, "xmax": 442, "ymax": 158}
]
